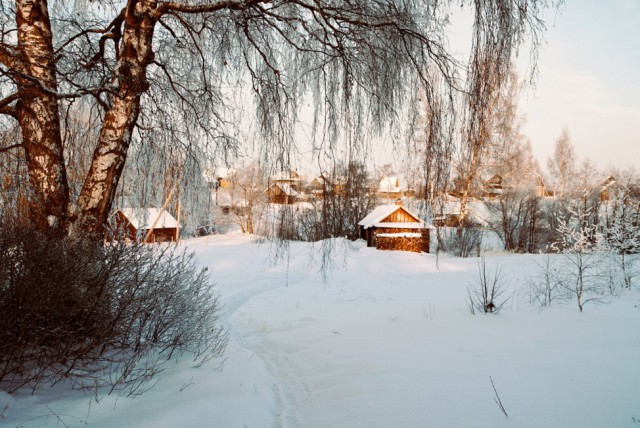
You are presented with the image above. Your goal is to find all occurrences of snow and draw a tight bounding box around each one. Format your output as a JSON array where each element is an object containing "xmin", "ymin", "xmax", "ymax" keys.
[
  {"xmin": 2, "ymin": 233, "xmax": 639, "ymax": 427},
  {"xmin": 439, "ymin": 198, "xmax": 494, "ymax": 227}
]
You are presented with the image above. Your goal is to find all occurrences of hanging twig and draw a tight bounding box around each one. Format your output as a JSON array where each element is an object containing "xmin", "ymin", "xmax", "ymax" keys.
[{"xmin": 490, "ymin": 376, "xmax": 508, "ymax": 418}]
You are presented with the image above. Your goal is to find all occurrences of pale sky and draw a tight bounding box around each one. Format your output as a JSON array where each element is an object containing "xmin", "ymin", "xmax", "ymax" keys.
[
  {"xmin": 281, "ymin": 1, "xmax": 640, "ymax": 177},
  {"xmin": 520, "ymin": 0, "xmax": 640, "ymax": 172}
]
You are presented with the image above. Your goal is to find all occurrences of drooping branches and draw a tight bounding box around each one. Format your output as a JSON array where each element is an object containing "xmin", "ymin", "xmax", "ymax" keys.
[
  {"xmin": 0, "ymin": 0, "xmax": 555, "ymax": 237},
  {"xmin": 457, "ymin": 0, "xmax": 548, "ymax": 225}
]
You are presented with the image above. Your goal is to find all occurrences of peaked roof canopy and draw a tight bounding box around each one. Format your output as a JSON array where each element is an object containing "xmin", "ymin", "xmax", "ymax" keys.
[
  {"xmin": 266, "ymin": 182, "xmax": 299, "ymax": 196},
  {"xmin": 358, "ymin": 204, "xmax": 427, "ymax": 229},
  {"xmin": 117, "ymin": 208, "xmax": 179, "ymax": 230}
]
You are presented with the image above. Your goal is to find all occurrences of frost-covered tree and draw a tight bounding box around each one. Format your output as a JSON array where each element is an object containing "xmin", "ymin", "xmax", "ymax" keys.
[
  {"xmin": 547, "ymin": 128, "xmax": 576, "ymax": 200},
  {"xmin": 455, "ymin": 67, "xmax": 539, "ymax": 229},
  {"xmin": 602, "ymin": 182, "xmax": 640, "ymax": 289},
  {"xmin": 544, "ymin": 157, "xmax": 600, "ymax": 247},
  {"xmin": 227, "ymin": 161, "xmax": 266, "ymax": 234},
  {"xmin": 551, "ymin": 205, "xmax": 605, "ymax": 312},
  {"xmin": 0, "ymin": 0, "xmax": 554, "ymax": 238}
]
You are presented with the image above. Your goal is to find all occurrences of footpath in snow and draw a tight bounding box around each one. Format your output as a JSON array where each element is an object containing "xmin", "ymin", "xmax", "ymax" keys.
[{"xmin": 2, "ymin": 232, "xmax": 639, "ymax": 427}]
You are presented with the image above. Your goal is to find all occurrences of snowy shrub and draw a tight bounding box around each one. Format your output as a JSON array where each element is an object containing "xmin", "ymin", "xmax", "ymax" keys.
[
  {"xmin": 549, "ymin": 208, "xmax": 608, "ymax": 312},
  {"xmin": 601, "ymin": 189, "xmax": 640, "ymax": 289},
  {"xmin": 527, "ymin": 255, "xmax": 561, "ymax": 307},
  {"xmin": 467, "ymin": 259, "xmax": 509, "ymax": 314},
  {"xmin": 0, "ymin": 225, "xmax": 227, "ymax": 395}
]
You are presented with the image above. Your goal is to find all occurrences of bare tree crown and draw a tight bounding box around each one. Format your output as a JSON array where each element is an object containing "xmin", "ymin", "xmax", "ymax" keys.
[{"xmin": 0, "ymin": 0, "xmax": 553, "ymax": 236}]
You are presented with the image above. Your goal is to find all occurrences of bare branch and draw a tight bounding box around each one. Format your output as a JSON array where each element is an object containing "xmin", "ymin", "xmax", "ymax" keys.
[
  {"xmin": 0, "ymin": 144, "xmax": 23, "ymax": 154},
  {"xmin": 156, "ymin": 0, "xmax": 269, "ymax": 17},
  {"xmin": 54, "ymin": 9, "xmax": 126, "ymax": 58},
  {"xmin": 0, "ymin": 42, "xmax": 17, "ymax": 68},
  {"xmin": 0, "ymin": 92, "xmax": 21, "ymax": 117}
]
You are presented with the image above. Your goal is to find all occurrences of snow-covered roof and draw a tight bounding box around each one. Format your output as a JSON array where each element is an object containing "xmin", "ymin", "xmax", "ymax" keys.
[
  {"xmin": 358, "ymin": 204, "xmax": 425, "ymax": 229},
  {"xmin": 379, "ymin": 176, "xmax": 400, "ymax": 192},
  {"xmin": 118, "ymin": 208, "xmax": 179, "ymax": 230},
  {"xmin": 308, "ymin": 175, "xmax": 328, "ymax": 186},
  {"xmin": 266, "ymin": 182, "xmax": 299, "ymax": 196}
]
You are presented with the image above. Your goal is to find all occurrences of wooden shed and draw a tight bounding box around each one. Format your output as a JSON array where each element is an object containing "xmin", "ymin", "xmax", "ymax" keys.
[
  {"xmin": 265, "ymin": 182, "xmax": 299, "ymax": 204},
  {"xmin": 358, "ymin": 202, "xmax": 431, "ymax": 253},
  {"xmin": 114, "ymin": 208, "xmax": 179, "ymax": 242}
]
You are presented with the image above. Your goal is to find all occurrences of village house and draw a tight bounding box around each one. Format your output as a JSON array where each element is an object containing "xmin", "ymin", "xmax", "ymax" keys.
[
  {"xmin": 113, "ymin": 208, "xmax": 180, "ymax": 242},
  {"xmin": 271, "ymin": 170, "xmax": 302, "ymax": 192},
  {"xmin": 378, "ymin": 175, "xmax": 402, "ymax": 199},
  {"xmin": 265, "ymin": 182, "xmax": 299, "ymax": 204},
  {"xmin": 307, "ymin": 174, "xmax": 330, "ymax": 198},
  {"xmin": 535, "ymin": 175, "xmax": 553, "ymax": 198},
  {"xmin": 358, "ymin": 202, "xmax": 431, "ymax": 253},
  {"xmin": 483, "ymin": 174, "xmax": 504, "ymax": 198},
  {"xmin": 265, "ymin": 170, "xmax": 303, "ymax": 204},
  {"xmin": 599, "ymin": 175, "xmax": 640, "ymax": 203}
]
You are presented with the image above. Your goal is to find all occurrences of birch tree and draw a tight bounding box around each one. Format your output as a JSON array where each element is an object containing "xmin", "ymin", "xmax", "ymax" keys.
[
  {"xmin": 602, "ymin": 177, "xmax": 640, "ymax": 289},
  {"xmin": 228, "ymin": 161, "xmax": 266, "ymax": 234},
  {"xmin": 547, "ymin": 127, "xmax": 576, "ymax": 200},
  {"xmin": 0, "ymin": 0, "xmax": 554, "ymax": 238},
  {"xmin": 551, "ymin": 205, "xmax": 605, "ymax": 312}
]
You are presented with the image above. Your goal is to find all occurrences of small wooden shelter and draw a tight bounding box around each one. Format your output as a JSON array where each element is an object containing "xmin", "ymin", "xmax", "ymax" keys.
[
  {"xmin": 265, "ymin": 182, "xmax": 299, "ymax": 204},
  {"xmin": 358, "ymin": 202, "xmax": 431, "ymax": 253},
  {"xmin": 114, "ymin": 208, "xmax": 180, "ymax": 242}
]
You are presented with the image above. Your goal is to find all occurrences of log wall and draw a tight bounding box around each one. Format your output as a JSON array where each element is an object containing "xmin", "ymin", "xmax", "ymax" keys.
[{"xmin": 373, "ymin": 228, "xmax": 430, "ymax": 253}]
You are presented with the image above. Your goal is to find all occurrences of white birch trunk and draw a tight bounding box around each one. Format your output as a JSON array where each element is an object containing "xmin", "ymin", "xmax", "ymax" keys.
[
  {"xmin": 14, "ymin": 0, "xmax": 69, "ymax": 232},
  {"xmin": 75, "ymin": 1, "xmax": 157, "ymax": 236}
]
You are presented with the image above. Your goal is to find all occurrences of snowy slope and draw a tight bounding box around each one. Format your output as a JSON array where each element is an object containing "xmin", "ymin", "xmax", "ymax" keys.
[{"xmin": 2, "ymin": 232, "xmax": 639, "ymax": 427}]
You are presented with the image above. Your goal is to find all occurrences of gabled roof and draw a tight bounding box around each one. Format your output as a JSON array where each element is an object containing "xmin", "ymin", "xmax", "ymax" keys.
[
  {"xmin": 266, "ymin": 182, "xmax": 299, "ymax": 196},
  {"xmin": 484, "ymin": 174, "xmax": 503, "ymax": 188},
  {"xmin": 118, "ymin": 208, "xmax": 179, "ymax": 230},
  {"xmin": 308, "ymin": 175, "xmax": 329, "ymax": 187},
  {"xmin": 358, "ymin": 204, "xmax": 426, "ymax": 229}
]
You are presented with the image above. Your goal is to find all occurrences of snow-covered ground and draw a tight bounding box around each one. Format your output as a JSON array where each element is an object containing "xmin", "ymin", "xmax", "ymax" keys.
[{"xmin": 2, "ymin": 232, "xmax": 639, "ymax": 427}]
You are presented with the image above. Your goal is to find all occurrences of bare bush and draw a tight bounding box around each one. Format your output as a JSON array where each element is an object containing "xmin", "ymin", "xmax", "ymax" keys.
[
  {"xmin": 489, "ymin": 188, "xmax": 542, "ymax": 253},
  {"xmin": 271, "ymin": 161, "xmax": 377, "ymax": 243},
  {"xmin": 442, "ymin": 226, "xmax": 483, "ymax": 258},
  {"xmin": 468, "ymin": 259, "xmax": 509, "ymax": 314},
  {"xmin": 528, "ymin": 255, "xmax": 561, "ymax": 307},
  {"xmin": 0, "ymin": 225, "xmax": 227, "ymax": 395}
]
